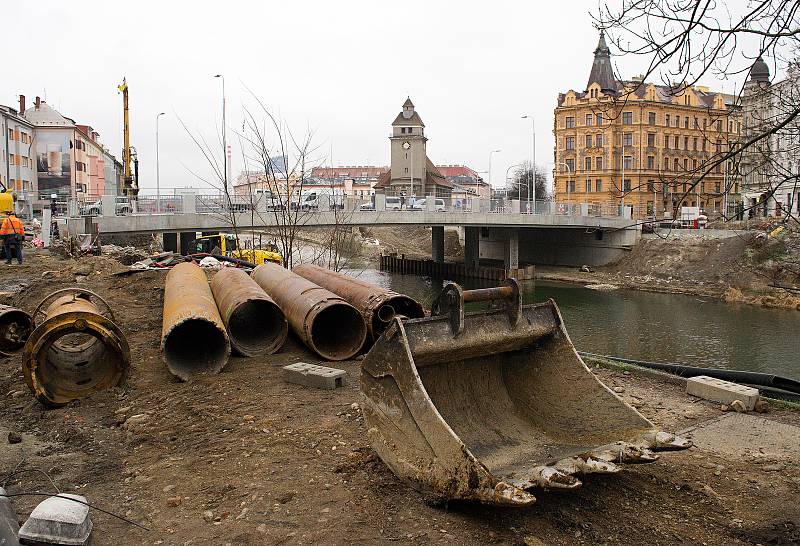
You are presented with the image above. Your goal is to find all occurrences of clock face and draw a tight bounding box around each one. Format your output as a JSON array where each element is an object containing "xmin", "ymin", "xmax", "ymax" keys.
[{"xmin": 402, "ymin": 141, "xmax": 411, "ymax": 150}]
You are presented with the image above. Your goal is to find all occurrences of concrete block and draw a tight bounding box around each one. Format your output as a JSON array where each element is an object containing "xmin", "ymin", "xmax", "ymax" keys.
[
  {"xmin": 686, "ymin": 375, "xmax": 759, "ymax": 410},
  {"xmin": 284, "ymin": 362, "xmax": 346, "ymax": 389},
  {"xmin": 19, "ymin": 493, "xmax": 92, "ymax": 545}
]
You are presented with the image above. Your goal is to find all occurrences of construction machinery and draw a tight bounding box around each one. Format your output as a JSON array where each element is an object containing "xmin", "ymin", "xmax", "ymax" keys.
[
  {"xmin": 0, "ymin": 305, "xmax": 32, "ymax": 356},
  {"xmin": 188, "ymin": 234, "xmax": 282, "ymax": 266},
  {"xmin": 361, "ymin": 279, "xmax": 691, "ymax": 506},
  {"xmin": 117, "ymin": 78, "xmax": 138, "ymax": 197}
]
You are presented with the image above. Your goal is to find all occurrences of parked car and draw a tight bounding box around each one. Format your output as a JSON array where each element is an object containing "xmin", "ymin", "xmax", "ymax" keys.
[
  {"xmin": 412, "ymin": 198, "xmax": 446, "ymax": 212},
  {"xmin": 385, "ymin": 196, "xmax": 402, "ymax": 211},
  {"xmin": 358, "ymin": 202, "xmax": 375, "ymax": 211},
  {"xmin": 291, "ymin": 189, "xmax": 345, "ymax": 211},
  {"xmin": 80, "ymin": 196, "xmax": 132, "ymax": 216}
]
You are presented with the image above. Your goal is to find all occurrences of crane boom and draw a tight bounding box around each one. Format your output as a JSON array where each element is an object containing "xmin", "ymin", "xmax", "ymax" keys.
[{"xmin": 117, "ymin": 78, "xmax": 138, "ymax": 197}]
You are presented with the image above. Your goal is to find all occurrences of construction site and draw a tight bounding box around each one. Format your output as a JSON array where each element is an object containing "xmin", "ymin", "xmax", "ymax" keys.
[{"xmin": 0, "ymin": 242, "xmax": 797, "ymax": 545}]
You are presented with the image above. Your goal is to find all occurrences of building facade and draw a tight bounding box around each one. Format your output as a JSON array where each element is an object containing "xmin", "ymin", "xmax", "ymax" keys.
[
  {"xmin": 739, "ymin": 58, "xmax": 800, "ymax": 217},
  {"xmin": 0, "ymin": 99, "xmax": 36, "ymax": 213},
  {"xmin": 553, "ymin": 32, "xmax": 740, "ymax": 219}
]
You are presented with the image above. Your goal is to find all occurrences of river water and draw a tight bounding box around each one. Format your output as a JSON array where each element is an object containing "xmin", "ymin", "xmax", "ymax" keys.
[{"xmin": 341, "ymin": 266, "xmax": 800, "ymax": 378}]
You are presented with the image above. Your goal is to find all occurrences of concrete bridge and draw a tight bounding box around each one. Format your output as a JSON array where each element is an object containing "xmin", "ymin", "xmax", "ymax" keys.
[{"xmin": 65, "ymin": 193, "xmax": 640, "ymax": 269}]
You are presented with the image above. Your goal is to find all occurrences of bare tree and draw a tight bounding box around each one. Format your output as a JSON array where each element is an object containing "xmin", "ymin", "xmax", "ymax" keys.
[{"xmin": 507, "ymin": 161, "xmax": 549, "ymax": 202}]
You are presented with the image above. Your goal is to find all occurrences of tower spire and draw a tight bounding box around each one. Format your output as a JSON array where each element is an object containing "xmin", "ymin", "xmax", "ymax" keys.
[{"xmin": 586, "ymin": 30, "xmax": 617, "ymax": 93}]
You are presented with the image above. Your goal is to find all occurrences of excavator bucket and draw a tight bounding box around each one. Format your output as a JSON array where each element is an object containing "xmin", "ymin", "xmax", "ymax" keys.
[{"xmin": 361, "ymin": 279, "xmax": 690, "ymax": 506}]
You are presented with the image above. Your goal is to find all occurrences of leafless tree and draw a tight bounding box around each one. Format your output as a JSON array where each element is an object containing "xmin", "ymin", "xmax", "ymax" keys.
[{"xmin": 508, "ymin": 161, "xmax": 549, "ymax": 203}]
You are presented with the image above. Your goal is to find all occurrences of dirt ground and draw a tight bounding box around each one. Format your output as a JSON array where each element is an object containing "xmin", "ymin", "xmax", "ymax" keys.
[{"xmin": 1, "ymin": 250, "xmax": 799, "ymax": 545}]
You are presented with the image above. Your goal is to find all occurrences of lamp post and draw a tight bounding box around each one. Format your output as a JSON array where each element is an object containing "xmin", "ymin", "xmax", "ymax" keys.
[
  {"xmin": 488, "ymin": 149, "xmax": 501, "ymax": 187},
  {"xmin": 521, "ymin": 115, "xmax": 535, "ymax": 213},
  {"xmin": 156, "ymin": 112, "xmax": 165, "ymax": 213},
  {"xmin": 556, "ymin": 160, "xmax": 573, "ymax": 214},
  {"xmin": 213, "ymin": 74, "xmax": 227, "ymax": 194}
]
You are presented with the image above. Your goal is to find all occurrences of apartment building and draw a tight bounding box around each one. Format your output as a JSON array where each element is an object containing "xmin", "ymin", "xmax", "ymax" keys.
[{"xmin": 0, "ymin": 98, "xmax": 36, "ymax": 212}]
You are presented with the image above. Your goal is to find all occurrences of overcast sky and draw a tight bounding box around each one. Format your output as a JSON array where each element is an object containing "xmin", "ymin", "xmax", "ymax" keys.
[{"xmin": 3, "ymin": 1, "xmax": 750, "ymax": 193}]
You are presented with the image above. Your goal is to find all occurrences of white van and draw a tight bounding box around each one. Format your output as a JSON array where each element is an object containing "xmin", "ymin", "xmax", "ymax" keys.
[
  {"xmin": 254, "ymin": 189, "xmax": 285, "ymax": 211},
  {"xmin": 292, "ymin": 189, "xmax": 344, "ymax": 211}
]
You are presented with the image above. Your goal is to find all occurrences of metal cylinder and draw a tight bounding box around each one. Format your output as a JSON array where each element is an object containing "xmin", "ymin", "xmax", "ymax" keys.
[
  {"xmin": 210, "ymin": 267, "xmax": 288, "ymax": 357},
  {"xmin": 252, "ymin": 262, "xmax": 367, "ymax": 361},
  {"xmin": 162, "ymin": 262, "xmax": 230, "ymax": 380},
  {"xmin": 0, "ymin": 305, "xmax": 32, "ymax": 356},
  {"xmin": 292, "ymin": 263, "xmax": 425, "ymax": 343},
  {"xmin": 22, "ymin": 290, "xmax": 130, "ymax": 407}
]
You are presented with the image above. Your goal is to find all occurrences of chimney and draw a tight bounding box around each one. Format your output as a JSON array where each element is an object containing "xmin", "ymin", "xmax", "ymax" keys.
[
  {"xmin": 35, "ymin": 96, "xmax": 41, "ymax": 109},
  {"xmin": 19, "ymin": 95, "xmax": 25, "ymax": 114}
]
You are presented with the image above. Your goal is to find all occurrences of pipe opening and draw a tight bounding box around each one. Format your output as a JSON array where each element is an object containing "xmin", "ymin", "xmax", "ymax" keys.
[
  {"xmin": 0, "ymin": 310, "xmax": 32, "ymax": 354},
  {"xmin": 37, "ymin": 329, "xmax": 125, "ymax": 404},
  {"xmin": 376, "ymin": 304, "xmax": 396, "ymax": 324},
  {"xmin": 228, "ymin": 299, "xmax": 287, "ymax": 356},
  {"xmin": 164, "ymin": 319, "xmax": 228, "ymax": 379},
  {"xmin": 371, "ymin": 296, "xmax": 425, "ymax": 339},
  {"xmin": 310, "ymin": 303, "xmax": 366, "ymax": 361}
]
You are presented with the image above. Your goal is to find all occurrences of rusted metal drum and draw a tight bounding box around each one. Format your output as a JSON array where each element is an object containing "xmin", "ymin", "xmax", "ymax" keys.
[
  {"xmin": 292, "ymin": 263, "xmax": 425, "ymax": 345},
  {"xmin": 22, "ymin": 289, "xmax": 129, "ymax": 407},
  {"xmin": 162, "ymin": 262, "xmax": 230, "ymax": 380},
  {"xmin": 0, "ymin": 304, "xmax": 33, "ymax": 356},
  {"xmin": 210, "ymin": 267, "xmax": 287, "ymax": 356},
  {"xmin": 251, "ymin": 262, "xmax": 366, "ymax": 361}
]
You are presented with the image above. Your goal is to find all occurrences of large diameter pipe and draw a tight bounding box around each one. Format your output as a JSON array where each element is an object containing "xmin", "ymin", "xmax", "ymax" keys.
[
  {"xmin": 0, "ymin": 305, "xmax": 32, "ymax": 356},
  {"xmin": 252, "ymin": 262, "xmax": 367, "ymax": 360},
  {"xmin": 22, "ymin": 292, "xmax": 129, "ymax": 407},
  {"xmin": 292, "ymin": 263, "xmax": 425, "ymax": 343},
  {"xmin": 162, "ymin": 262, "xmax": 230, "ymax": 380},
  {"xmin": 210, "ymin": 267, "xmax": 288, "ymax": 356}
]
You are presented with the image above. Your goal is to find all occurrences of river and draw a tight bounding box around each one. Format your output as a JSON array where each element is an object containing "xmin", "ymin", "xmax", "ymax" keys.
[{"xmin": 341, "ymin": 266, "xmax": 800, "ymax": 378}]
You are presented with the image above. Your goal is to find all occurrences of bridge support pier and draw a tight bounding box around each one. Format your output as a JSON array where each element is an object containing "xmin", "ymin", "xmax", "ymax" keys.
[
  {"xmin": 179, "ymin": 232, "xmax": 196, "ymax": 255},
  {"xmin": 464, "ymin": 226, "xmax": 480, "ymax": 269},
  {"xmin": 163, "ymin": 233, "xmax": 178, "ymax": 253},
  {"xmin": 503, "ymin": 228, "xmax": 519, "ymax": 271},
  {"xmin": 432, "ymin": 226, "xmax": 445, "ymax": 264}
]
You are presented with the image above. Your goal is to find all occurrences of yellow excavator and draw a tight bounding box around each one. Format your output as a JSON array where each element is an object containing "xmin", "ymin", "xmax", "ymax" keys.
[{"xmin": 188, "ymin": 233, "xmax": 282, "ymax": 265}]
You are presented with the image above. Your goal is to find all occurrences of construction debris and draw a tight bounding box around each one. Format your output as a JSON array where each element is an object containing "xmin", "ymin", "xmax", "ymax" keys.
[
  {"xmin": 361, "ymin": 279, "xmax": 691, "ymax": 506},
  {"xmin": 283, "ymin": 362, "xmax": 346, "ymax": 389},
  {"xmin": 252, "ymin": 263, "xmax": 366, "ymax": 361},
  {"xmin": 210, "ymin": 268, "xmax": 288, "ymax": 357},
  {"xmin": 161, "ymin": 262, "xmax": 230, "ymax": 380},
  {"xmin": 687, "ymin": 376, "xmax": 760, "ymax": 411},
  {"xmin": 18, "ymin": 494, "xmax": 92, "ymax": 546},
  {"xmin": 292, "ymin": 263, "xmax": 424, "ymax": 345},
  {"xmin": 22, "ymin": 288, "xmax": 130, "ymax": 407},
  {"xmin": 0, "ymin": 305, "xmax": 32, "ymax": 356}
]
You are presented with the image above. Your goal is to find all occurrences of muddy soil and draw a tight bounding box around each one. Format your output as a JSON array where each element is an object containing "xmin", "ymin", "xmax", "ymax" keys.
[{"xmin": 0, "ymin": 251, "xmax": 798, "ymax": 545}]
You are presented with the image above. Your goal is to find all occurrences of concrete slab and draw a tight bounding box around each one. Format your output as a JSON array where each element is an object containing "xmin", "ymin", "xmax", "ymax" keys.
[
  {"xmin": 679, "ymin": 413, "xmax": 800, "ymax": 459},
  {"xmin": 686, "ymin": 375, "xmax": 759, "ymax": 410},
  {"xmin": 284, "ymin": 362, "xmax": 346, "ymax": 389},
  {"xmin": 18, "ymin": 493, "xmax": 92, "ymax": 545}
]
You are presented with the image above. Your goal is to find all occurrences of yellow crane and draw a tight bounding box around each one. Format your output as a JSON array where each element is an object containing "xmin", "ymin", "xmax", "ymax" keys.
[{"xmin": 117, "ymin": 78, "xmax": 138, "ymax": 197}]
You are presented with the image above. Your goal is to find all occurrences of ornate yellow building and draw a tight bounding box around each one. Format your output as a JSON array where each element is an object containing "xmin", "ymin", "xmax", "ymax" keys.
[{"xmin": 553, "ymin": 32, "xmax": 740, "ymax": 219}]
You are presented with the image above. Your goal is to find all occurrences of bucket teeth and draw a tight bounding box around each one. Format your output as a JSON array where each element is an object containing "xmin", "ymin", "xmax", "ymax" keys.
[
  {"xmin": 639, "ymin": 431, "xmax": 693, "ymax": 451},
  {"xmin": 589, "ymin": 442, "xmax": 660, "ymax": 464},
  {"xmin": 488, "ymin": 482, "xmax": 537, "ymax": 506},
  {"xmin": 520, "ymin": 467, "xmax": 582, "ymax": 490},
  {"xmin": 554, "ymin": 456, "xmax": 621, "ymax": 475}
]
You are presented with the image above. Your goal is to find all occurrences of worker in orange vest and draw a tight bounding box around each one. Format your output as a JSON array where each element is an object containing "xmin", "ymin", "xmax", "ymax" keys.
[{"xmin": 0, "ymin": 209, "xmax": 24, "ymax": 264}]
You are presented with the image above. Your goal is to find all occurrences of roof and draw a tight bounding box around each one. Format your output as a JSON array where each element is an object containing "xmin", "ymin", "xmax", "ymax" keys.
[
  {"xmin": 435, "ymin": 165, "xmax": 483, "ymax": 181},
  {"xmin": 23, "ymin": 101, "xmax": 74, "ymax": 127},
  {"xmin": 750, "ymin": 56, "xmax": 771, "ymax": 83},
  {"xmin": 587, "ymin": 31, "xmax": 617, "ymax": 92},
  {"xmin": 402, "ymin": 98, "xmax": 414, "ymax": 108},
  {"xmin": 310, "ymin": 166, "xmax": 388, "ymax": 179},
  {"xmin": 392, "ymin": 110, "xmax": 425, "ymax": 127},
  {"xmin": 373, "ymin": 156, "xmax": 453, "ymax": 190}
]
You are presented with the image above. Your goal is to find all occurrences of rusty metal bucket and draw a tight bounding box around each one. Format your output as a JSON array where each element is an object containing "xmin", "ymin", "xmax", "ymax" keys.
[
  {"xmin": 0, "ymin": 305, "xmax": 32, "ymax": 356},
  {"xmin": 361, "ymin": 279, "xmax": 691, "ymax": 506}
]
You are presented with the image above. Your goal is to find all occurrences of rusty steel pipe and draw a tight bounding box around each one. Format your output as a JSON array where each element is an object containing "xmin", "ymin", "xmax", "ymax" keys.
[
  {"xmin": 252, "ymin": 262, "xmax": 367, "ymax": 360},
  {"xmin": 462, "ymin": 285, "xmax": 515, "ymax": 303},
  {"xmin": 162, "ymin": 262, "xmax": 230, "ymax": 380},
  {"xmin": 0, "ymin": 305, "xmax": 32, "ymax": 356},
  {"xmin": 22, "ymin": 289, "xmax": 129, "ymax": 407},
  {"xmin": 210, "ymin": 267, "xmax": 288, "ymax": 357},
  {"xmin": 292, "ymin": 263, "xmax": 425, "ymax": 344}
]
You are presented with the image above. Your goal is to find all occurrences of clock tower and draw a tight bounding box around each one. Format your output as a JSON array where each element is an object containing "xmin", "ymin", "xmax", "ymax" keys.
[{"xmin": 389, "ymin": 97, "xmax": 427, "ymax": 197}]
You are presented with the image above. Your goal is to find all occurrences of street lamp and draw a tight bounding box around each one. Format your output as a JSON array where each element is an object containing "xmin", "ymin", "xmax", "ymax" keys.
[
  {"xmin": 488, "ymin": 149, "xmax": 501, "ymax": 187},
  {"xmin": 156, "ymin": 112, "xmax": 166, "ymax": 212},
  {"xmin": 213, "ymin": 74, "xmax": 227, "ymax": 194},
  {"xmin": 556, "ymin": 160, "xmax": 573, "ymax": 214},
  {"xmin": 521, "ymin": 115, "xmax": 536, "ymax": 213}
]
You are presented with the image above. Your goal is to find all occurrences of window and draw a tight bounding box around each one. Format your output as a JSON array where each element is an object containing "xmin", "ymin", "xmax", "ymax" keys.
[
  {"xmin": 586, "ymin": 179, "xmax": 592, "ymax": 192},
  {"xmin": 623, "ymin": 179, "xmax": 632, "ymax": 191},
  {"xmin": 715, "ymin": 140, "xmax": 721, "ymax": 153},
  {"xmin": 728, "ymin": 121, "xmax": 733, "ymax": 132},
  {"xmin": 622, "ymin": 112, "xmax": 632, "ymax": 125},
  {"xmin": 647, "ymin": 133, "xmax": 655, "ymax": 147},
  {"xmin": 7, "ymin": 129, "xmax": 11, "ymax": 140},
  {"xmin": 76, "ymin": 161, "xmax": 86, "ymax": 172},
  {"xmin": 596, "ymin": 157, "xmax": 603, "ymax": 170},
  {"xmin": 702, "ymin": 139, "xmax": 707, "ymax": 152},
  {"xmin": 566, "ymin": 137, "xmax": 575, "ymax": 150},
  {"xmin": 684, "ymin": 116, "xmax": 689, "ymax": 128},
  {"xmin": 716, "ymin": 120, "xmax": 722, "ymax": 131},
  {"xmin": 647, "ymin": 180, "xmax": 655, "ymax": 192},
  {"xmin": 665, "ymin": 134, "xmax": 670, "ymax": 149},
  {"xmin": 648, "ymin": 112, "xmax": 656, "ymax": 125},
  {"xmin": 596, "ymin": 113, "xmax": 602, "ymax": 126},
  {"xmin": 647, "ymin": 156, "xmax": 654, "ymax": 169},
  {"xmin": 585, "ymin": 113, "xmax": 593, "ymax": 126},
  {"xmin": 565, "ymin": 116, "xmax": 575, "ymax": 128},
  {"xmin": 674, "ymin": 135, "xmax": 679, "ymax": 149},
  {"xmin": 623, "ymin": 156, "xmax": 633, "ymax": 170},
  {"xmin": 693, "ymin": 137, "xmax": 698, "ymax": 151},
  {"xmin": 715, "ymin": 182, "xmax": 721, "ymax": 193},
  {"xmin": 684, "ymin": 136, "xmax": 689, "ymax": 150},
  {"xmin": 585, "ymin": 134, "xmax": 593, "ymax": 148},
  {"xmin": 665, "ymin": 114, "xmax": 671, "ymax": 126},
  {"xmin": 675, "ymin": 116, "xmax": 680, "ymax": 127},
  {"xmin": 584, "ymin": 157, "xmax": 592, "ymax": 171},
  {"xmin": 565, "ymin": 158, "xmax": 575, "ymax": 172},
  {"xmin": 683, "ymin": 158, "xmax": 689, "ymax": 170},
  {"xmin": 623, "ymin": 132, "xmax": 632, "ymax": 147},
  {"xmin": 674, "ymin": 158, "xmax": 680, "ymax": 170},
  {"xmin": 700, "ymin": 181, "xmax": 705, "ymax": 194},
  {"xmin": 596, "ymin": 179, "xmax": 602, "ymax": 192},
  {"xmin": 21, "ymin": 133, "xmax": 27, "ymax": 144},
  {"xmin": 566, "ymin": 180, "xmax": 576, "ymax": 192},
  {"xmin": 664, "ymin": 157, "xmax": 670, "ymax": 170},
  {"xmin": 8, "ymin": 154, "xmax": 14, "ymax": 165},
  {"xmin": 596, "ymin": 134, "xmax": 603, "ymax": 147},
  {"xmin": 692, "ymin": 159, "xmax": 698, "ymax": 170}
]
